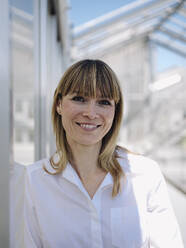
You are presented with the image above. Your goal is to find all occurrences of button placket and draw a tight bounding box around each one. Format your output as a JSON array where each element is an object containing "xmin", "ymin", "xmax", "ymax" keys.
[{"xmin": 88, "ymin": 191, "xmax": 103, "ymax": 248}]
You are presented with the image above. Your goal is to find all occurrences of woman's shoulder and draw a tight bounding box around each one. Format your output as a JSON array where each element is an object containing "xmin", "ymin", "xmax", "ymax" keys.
[
  {"xmin": 116, "ymin": 146, "xmax": 160, "ymax": 176},
  {"xmin": 25, "ymin": 158, "xmax": 50, "ymax": 177},
  {"xmin": 24, "ymin": 158, "xmax": 58, "ymax": 190}
]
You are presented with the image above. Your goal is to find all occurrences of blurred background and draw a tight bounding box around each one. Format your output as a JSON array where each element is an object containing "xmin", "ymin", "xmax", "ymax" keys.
[{"xmin": 0, "ymin": 0, "xmax": 186, "ymax": 246}]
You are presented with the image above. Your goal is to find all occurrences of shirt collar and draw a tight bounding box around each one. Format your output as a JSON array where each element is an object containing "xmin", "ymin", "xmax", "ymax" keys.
[
  {"xmin": 62, "ymin": 162, "xmax": 80, "ymax": 186},
  {"xmin": 46, "ymin": 157, "xmax": 113, "ymax": 190},
  {"xmin": 62, "ymin": 163, "xmax": 113, "ymax": 189},
  {"xmin": 99, "ymin": 172, "xmax": 113, "ymax": 189}
]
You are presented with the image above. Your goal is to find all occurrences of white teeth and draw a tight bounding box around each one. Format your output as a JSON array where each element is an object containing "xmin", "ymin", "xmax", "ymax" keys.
[{"xmin": 80, "ymin": 124, "xmax": 97, "ymax": 129}]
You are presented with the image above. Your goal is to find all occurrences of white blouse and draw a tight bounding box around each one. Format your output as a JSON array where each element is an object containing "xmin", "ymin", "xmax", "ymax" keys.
[{"xmin": 20, "ymin": 152, "xmax": 183, "ymax": 248}]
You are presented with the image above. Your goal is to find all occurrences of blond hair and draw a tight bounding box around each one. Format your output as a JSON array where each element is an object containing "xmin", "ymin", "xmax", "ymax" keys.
[{"xmin": 44, "ymin": 59, "xmax": 128, "ymax": 197}]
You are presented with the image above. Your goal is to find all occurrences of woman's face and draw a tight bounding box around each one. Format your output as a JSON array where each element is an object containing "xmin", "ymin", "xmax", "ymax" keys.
[{"xmin": 57, "ymin": 92, "xmax": 115, "ymax": 148}]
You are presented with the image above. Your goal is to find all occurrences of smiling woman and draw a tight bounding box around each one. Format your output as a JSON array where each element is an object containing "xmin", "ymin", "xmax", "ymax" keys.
[
  {"xmin": 48, "ymin": 59, "xmax": 124, "ymax": 197},
  {"xmin": 22, "ymin": 59, "xmax": 184, "ymax": 248}
]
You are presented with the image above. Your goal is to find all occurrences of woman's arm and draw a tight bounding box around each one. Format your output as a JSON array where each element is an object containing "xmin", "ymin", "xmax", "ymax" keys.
[{"xmin": 147, "ymin": 162, "xmax": 184, "ymax": 248}]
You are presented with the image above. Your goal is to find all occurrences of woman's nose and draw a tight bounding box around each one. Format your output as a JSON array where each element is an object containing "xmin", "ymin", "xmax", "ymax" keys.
[{"xmin": 82, "ymin": 102, "xmax": 98, "ymax": 119}]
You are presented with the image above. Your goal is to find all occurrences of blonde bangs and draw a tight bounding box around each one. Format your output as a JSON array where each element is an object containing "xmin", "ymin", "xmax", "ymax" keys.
[{"xmin": 60, "ymin": 60, "xmax": 120, "ymax": 104}]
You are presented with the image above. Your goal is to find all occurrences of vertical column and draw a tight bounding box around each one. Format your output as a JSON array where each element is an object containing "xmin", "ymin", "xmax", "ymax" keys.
[
  {"xmin": 34, "ymin": 0, "xmax": 48, "ymax": 160},
  {"xmin": 0, "ymin": 0, "xmax": 11, "ymax": 246},
  {"xmin": 34, "ymin": 0, "xmax": 41, "ymax": 161}
]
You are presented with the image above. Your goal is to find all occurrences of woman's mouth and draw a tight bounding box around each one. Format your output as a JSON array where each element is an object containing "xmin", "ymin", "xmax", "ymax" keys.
[{"xmin": 76, "ymin": 122, "xmax": 101, "ymax": 131}]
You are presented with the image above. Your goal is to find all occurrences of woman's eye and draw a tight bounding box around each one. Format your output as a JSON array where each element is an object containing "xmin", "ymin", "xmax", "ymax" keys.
[
  {"xmin": 98, "ymin": 99, "xmax": 111, "ymax": 106},
  {"xmin": 72, "ymin": 96, "xmax": 85, "ymax": 102}
]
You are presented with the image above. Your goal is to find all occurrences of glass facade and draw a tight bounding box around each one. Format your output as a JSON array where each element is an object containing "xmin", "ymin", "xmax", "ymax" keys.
[
  {"xmin": 9, "ymin": 0, "xmax": 71, "ymax": 165},
  {"xmin": 0, "ymin": 0, "xmax": 70, "ymax": 245},
  {"xmin": 10, "ymin": 2, "xmax": 35, "ymax": 164}
]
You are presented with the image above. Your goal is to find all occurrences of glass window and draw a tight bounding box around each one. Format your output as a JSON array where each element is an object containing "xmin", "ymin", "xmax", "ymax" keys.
[{"xmin": 10, "ymin": 0, "xmax": 34, "ymax": 164}]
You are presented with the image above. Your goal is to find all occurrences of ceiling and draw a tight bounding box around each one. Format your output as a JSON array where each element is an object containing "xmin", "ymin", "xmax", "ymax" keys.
[{"xmin": 72, "ymin": 0, "xmax": 186, "ymax": 59}]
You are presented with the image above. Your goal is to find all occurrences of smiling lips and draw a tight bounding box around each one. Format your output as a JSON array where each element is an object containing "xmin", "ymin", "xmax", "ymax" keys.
[{"xmin": 76, "ymin": 122, "xmax": 101, "ymax": 131}]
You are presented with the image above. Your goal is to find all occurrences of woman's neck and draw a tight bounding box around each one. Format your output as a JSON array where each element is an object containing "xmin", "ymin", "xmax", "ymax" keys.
[{"xmin": 67, "ymin": 140, "xmax": 102, "ymax": 179}]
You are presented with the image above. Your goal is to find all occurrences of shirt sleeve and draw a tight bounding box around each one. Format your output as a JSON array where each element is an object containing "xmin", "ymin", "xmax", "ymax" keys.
[
  {"xmin": 23, "ymin": 167, "xmax": 43, "ymax": 248},
  {"xmin": 147, "ymin": 162, "xmax": 184, "ymax": 248}
]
